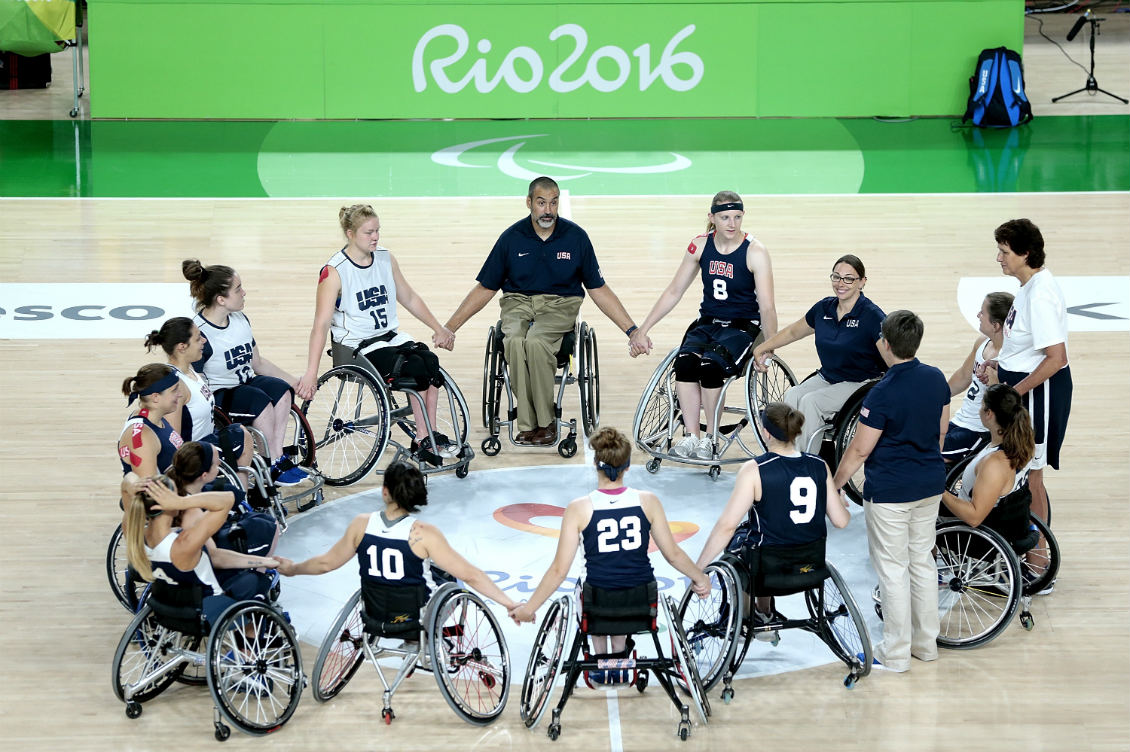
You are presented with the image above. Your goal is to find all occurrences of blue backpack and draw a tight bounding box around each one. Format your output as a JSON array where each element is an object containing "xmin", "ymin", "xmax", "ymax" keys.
[{"xmin": 962, "ymin": 47, "xmax": 1033, "ymax": 128}]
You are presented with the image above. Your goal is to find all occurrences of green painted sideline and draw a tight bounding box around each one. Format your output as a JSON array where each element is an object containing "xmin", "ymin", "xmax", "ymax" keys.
[{"xmin": 1, "ymin": 117, "xmax": 1126, "ymax": 198}]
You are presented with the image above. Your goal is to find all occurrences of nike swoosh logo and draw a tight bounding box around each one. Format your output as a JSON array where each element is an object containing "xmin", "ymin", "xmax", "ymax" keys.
[
  {"xmin": 823, "ymin": 316, "xmax": 833, "ymax": 319},
  {"xmin": 518, "ymin": 252, "xmax": 530, "ymax": 257}
]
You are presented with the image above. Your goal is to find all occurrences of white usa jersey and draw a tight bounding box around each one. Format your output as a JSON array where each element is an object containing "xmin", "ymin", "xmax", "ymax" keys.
[
  {"xmin": 145, "ymin": 530, "xmax": 224, "ymax": 596},
  {"xmin": 327, "ymin": 247, "xmax": 410, "ymax": 351},
  {"xmin": 193, "ymin": 311, "xmax": 256, "ymax": 389},
  {"xmin": 951, "ymin": 338, "xmax": 990, "ymax": 432},
  {"xmin": 175, "ymin": 366, "xmax": 216, "ymax": 440}
]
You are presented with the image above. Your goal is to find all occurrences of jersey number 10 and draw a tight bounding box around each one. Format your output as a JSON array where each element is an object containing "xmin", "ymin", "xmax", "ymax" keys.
[{"xmin": 365, "ymin": 544, "xmax": 405, "ymax": 580}]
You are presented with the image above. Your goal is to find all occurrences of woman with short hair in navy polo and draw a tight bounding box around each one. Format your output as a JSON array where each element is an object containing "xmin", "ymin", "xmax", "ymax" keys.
[
  {"xmin": 753, "ymin": 254, "xmax": 886, "ymax": 454},
  {"xmin": 509, "ymin": 427, "xmax": 711, "ymax": 683},
  {"xmin": 695, "ymin": 402, "xmax": 849, "ymax": 630},
  {"xmin": 276, "ymin": 462, "xmax": 518, "ymax": 622},
  {"xmin": 297, "ymin": 205, "xmax": 457, "ymax": 465},
  {"xmin": 833, "ymin": 310, "xmax": 950, "ymax": 673},
  {"xmin": 118, "ymin": 363, "xmax": 185, "ymax": 477},
  {"xmin": 629, "ymin": 191, "xmax": 779, "ymax": 461},
  {"xmin": 987, "ymin": 218, "xmax": 1071, "ymax": 537},
  {"xmin": 183, "ymin": 259, "xmax": 307, "ymax": 486}
]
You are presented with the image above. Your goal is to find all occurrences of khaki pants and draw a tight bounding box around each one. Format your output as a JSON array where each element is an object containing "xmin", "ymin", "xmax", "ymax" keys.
[
  {"xmin": 782, "ymin": 374, "xmax": 869, "ymax": 453},
  {"xmin": 865, "ymin": 496, "xmax": 941, "ymax": 672},
  {"xmin": 500, "ymin": 293, "xmax": 582, "ymax": 431}
]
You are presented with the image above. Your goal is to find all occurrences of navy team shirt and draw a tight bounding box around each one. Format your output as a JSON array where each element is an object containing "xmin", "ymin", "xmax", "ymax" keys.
[
  {"xmin": 858, "ymin": 358, "xmax": 950, "ymax": 503},
  {"xmin": 805, "ymin": 294, "xmax": 887, "ymax": 384},
  {"xmin": 476, "ymin": 216, "xmax": 605, "ymax": 297}
]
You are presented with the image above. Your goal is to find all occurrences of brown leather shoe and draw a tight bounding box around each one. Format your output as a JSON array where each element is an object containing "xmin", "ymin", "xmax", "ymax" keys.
[
  {"xmin": 515, "ymin": 429, "xmax": 537, "ymax": 443},
  {"xmin": 530, "ymin": 424, "xmax": 557, "ymax": 446}
]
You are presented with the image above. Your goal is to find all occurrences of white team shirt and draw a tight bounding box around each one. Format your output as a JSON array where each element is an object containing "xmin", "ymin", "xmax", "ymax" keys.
[
  {"xmin": 951, "ymin": 339, "xmax": 991, "ymax": 432},
  {"xmin": 145, "ymin": 530, "xmax": 225, "ymax": 596},
  {"xmin": 175, "ymin": 366, "xmax": 216, "ymax": 440},
  {"xmin": 957, "ymin": 444, "xmax": 1029, "ymax": 504},
  {"xmin": 998, "ymin": 269, "xmax": 1069, "ymax": 372},
  {"xmin": 328, "ymin": 247, "xmax": 411, "ymax": 352},
  {"xmin": 194, "ymin": 311, "xmax": 256, "ymax": 390}
]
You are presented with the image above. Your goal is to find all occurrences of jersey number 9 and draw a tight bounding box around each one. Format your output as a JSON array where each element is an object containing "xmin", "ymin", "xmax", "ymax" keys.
[{"xmin": 789, "ymin": 477, "xmax": 817, "ymax": 524}]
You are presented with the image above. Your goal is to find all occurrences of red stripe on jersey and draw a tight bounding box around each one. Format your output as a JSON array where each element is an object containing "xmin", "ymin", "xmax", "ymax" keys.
[{"xmin": 318, "ymin": 265, "xmax": 330, "ymax": 283}]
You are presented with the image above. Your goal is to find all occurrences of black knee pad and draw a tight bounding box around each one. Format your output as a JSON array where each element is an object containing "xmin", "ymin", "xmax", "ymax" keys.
[
  {"xmin": 673, "ymin": 352, "xmax": 700, "ymax": 382},
  {"xmin": 698, "ymin": 361, "xmax": 725, "ymax": 389}
]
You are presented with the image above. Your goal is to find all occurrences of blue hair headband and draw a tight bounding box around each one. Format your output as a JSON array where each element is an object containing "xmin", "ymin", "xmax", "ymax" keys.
[
  {"xmin": 759, "ymin": 410, "xmax": 789, "ymax": 442},
  {"xmin": 598, "ymin": 461, "xmax": 630, "ymax": 481},
  {"xmin": 128, "ymin": 371, "xmax": 180, "ymax": 405}
]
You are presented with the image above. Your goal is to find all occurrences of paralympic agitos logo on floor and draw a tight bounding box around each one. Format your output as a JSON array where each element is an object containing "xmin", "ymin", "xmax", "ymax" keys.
[{"xmin": 412, "ymin": 23, "xmax": 705, "ymax": 95}]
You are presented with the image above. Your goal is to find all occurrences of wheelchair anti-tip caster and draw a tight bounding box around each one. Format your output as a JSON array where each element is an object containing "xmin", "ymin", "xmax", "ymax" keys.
[
  {"xmin": 635, "ymin": 670, "xmax": 648, "ymax": 693},
  {"xmin": 548, "ymin": 723, "xmax": 561, "ymax": 741},
  {"xmin": 646, "ymin": 458, "xmax": 661, "ymax": 474},
  {"xmin": 557, "ymin": 438, "xmax": 578, "ymax": 458},
  {"xmin": 125, "ymin": 701, "xmax": 142, "ymax": 719},
  {"xmin": 679, "ymin": 721, "xmax": 690, "ymax": 741},
  {"xmin": 721, "ymin": 686, "xmax": 734, "ymax": 704},
  {"xmin": 481, "ymin": 437, "xmax": 501, "ymax": 456},
  {"xmin": 382, "ymin": 707, "xmax": 395, "ymax": 725},
  {"xmin": 455, "ymin": 463, "xmax": 470, "ymax": 479},
  {"xmin": 708, "ymin": 465, "xmax": 721, "ymax": 480},
  {"xmin": 844, "ymin": 674, "xmax": 857, "ymax": 689},
  {"xmin": 214, "ymin": 723, "xmax": 230, "ymax": 741},
  {"xmin": 1020, "ymin": 613, "xmax": 1034, "ymax": 631}
]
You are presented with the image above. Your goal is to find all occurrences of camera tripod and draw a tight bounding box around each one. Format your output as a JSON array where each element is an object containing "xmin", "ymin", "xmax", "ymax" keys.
[{"xmin": 1053, "ymin": 15, "xmax": 1128, "ymax": 104}]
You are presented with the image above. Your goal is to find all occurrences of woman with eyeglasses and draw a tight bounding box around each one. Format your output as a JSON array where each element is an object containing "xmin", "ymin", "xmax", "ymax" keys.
[{"xmin": 752, "ymin": 254, "xmax": 886, "ymax": 454}]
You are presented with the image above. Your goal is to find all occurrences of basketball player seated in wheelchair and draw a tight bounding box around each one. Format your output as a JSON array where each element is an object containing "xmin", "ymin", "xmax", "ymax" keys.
[
  {"xmin": 276, "ymin": 462, "xmax": 517, "ymax": 724},
  {"xmin": 681, "ymin": 403, "xmax": 871, "ymax": 693}
]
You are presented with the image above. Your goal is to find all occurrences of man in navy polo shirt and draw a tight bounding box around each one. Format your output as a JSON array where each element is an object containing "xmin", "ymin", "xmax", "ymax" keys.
[
  {"xmin": 444, "ymin": 176, "xmax": 640, "ymax": 445},
  {"xmin": 832, "ymin": 310, "xmax": 950, "ymax": 673}
]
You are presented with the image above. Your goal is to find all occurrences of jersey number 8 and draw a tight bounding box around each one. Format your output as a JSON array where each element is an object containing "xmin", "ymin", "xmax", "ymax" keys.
[
  {"xmin": 596, "ymin": 516, "xmax": 643, "ymax": 553},
  {"xmin": 712, "ymin": 278, "xmax": 728, "ymax": 301}
]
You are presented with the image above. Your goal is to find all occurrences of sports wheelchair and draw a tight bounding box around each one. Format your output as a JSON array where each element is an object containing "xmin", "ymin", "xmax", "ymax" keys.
[
  {"xmin": 310, "ymin": 578, "xmax": 510, "ymax": 725},
  {"xmin": 519, "ymin": 582, "xmax": 710, "ymax": 742},
  {"xmin": 301, "ymin": 339, "xmax": 473, "ymax": 484},
  {"xmin": 481, "ymin": 319, "xmax": 599, "ymax": 458},
  {"xmin": 108, "ymin": 459, "xmax": 286, "ymax": 613},
  {"xmin": 632, "ymin": 348, "xmax": 797, "ymax": 480},
  {"xmin": 112, "ymin": 579, "xmax": 304, "ymax": 741},
  {"xmin": 874, "ymin": 455, "xmax": 1060, "ymax": 649},
  {"xmin": 678, "ymin": 540, "xmax": 872, "ymax": 701}
]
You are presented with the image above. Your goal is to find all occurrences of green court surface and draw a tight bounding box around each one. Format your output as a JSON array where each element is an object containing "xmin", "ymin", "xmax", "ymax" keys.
[{"xmin": 2, "ymin": 115, "xmax": 1126, "ymax": 198}]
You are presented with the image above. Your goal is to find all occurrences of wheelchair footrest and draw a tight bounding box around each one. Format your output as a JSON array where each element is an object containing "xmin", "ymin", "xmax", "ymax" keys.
[{"xmin": 596, "ymin": 657, "xmax": 636, "ymax": 670}]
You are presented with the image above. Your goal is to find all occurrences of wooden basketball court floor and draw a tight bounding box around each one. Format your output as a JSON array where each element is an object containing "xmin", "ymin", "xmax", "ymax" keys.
[{"xmin": 2, "ymin": 12, "xmax": 1129, "ymax": 752}]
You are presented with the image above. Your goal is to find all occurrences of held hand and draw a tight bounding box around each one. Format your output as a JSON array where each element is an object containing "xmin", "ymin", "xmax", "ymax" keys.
[
  {"xmin": 752, "ymin": 347, "xmax": 772, "ymax": 373},
  {"xmin": 143, "ymin": 477, "xmax": 181, "ymax": 510},
  {"xmin": 982, "ymin": 359, "xmax": 999, "ymax": 386},
  {"xmin": 628, "ymin": 329, "xmax": 651, "ymax": 358},
  {"xmin": 432, "ymin": 326, "xmax": 456, "ymax": 351},
  {"xmin": 508, "ymin": 602, "xmax": 537, "ymax": 624},
  {"xmin": 260, "ymin": 557, "xmax": 281, "ymax": 570},
  {"xmin": 691, "ymin": 573, "xmax": 712, "ymax": 599},
  {"xmin": 295, "ymin": 373, "xmax": 318, "ymax": 402},
  {"xmin": 274, "ymin": 557, "xmax": 296, "ymax": 576}
]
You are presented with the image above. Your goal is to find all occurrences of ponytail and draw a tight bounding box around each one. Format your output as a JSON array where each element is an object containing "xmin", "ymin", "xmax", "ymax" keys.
[
  {"xmin": 762, "ymin": 401, "xmax": 804, "ymax": 444},
  {"xmin": 983, "ymin": 384, "xmax": 1034, "ymax": 471}
]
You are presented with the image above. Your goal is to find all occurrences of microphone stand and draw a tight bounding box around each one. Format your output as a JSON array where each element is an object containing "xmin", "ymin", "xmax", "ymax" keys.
[{"xmin": 1053, "ymin": 15, "xmax": 1128, "ymax": 104}]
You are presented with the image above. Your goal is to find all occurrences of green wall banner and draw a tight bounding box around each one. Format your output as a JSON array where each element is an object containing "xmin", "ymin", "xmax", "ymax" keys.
[{"xmin": 91, "ymin": 0, "xmax": 1022, "ymax": 119}]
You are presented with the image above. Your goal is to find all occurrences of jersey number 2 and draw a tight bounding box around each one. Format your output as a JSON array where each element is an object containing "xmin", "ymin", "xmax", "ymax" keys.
[
  {"xmin": 365, "ymin": 544, "xmax": 405, "ymax": 580},
  {"xmin": 596, "ymin": 516, "xmax": 643, "ymax": 553},
  {"xmin": 789, "ymin": 477, "xmax": 817, "ymax": 524}
]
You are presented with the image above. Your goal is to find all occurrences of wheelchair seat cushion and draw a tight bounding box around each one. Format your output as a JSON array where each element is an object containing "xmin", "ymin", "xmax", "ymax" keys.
[
  {"xmin": 744, "ymin": 538, "xmax": 829, "ymax": 597},
  {"xmin": 148, "ymin": 580, "xmax": 208, "ymax": 637},
  {"xmin": 581, "ymin": 581, "xmax": 657, "ymax": 636},
  {"xmin": 361, "ymin": 581, "xmax": 428, "ymax": 639}
]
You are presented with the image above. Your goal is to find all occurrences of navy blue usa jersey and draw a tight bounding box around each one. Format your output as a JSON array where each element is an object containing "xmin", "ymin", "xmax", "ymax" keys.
[
  {"xmin": 355, "ymin": 513, "xmax": 431, "ymax": 588},
  {"xmin": 581, "ymin": 488, "xmax": 654, "ymax": 589},
  {"xmin": 747, "ymin": 452, "xmax": 829, "ymax": 547}
]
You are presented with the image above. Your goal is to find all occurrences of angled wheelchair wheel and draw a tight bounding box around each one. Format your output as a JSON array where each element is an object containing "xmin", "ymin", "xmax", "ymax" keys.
[
  {"xmin": 805, "ymin": 563, "xmax": 872, "ymax": 682},
  {"xmin": 745, "ymin": 355, "xmax": 798, "ymax": 454},
  {"xmin": 482, "ymin": 324, "xmax": 505, "ymax": 434},
  {"xmin": 1020, "ymin": 513, "xmax": 1059, "ymax": 597},
  {"xmin": 664, "ymin": 595, "xmax": 710, "ymax": 724},
  {"xmin": 107, "ymin": 524, "xmax": 146, "ymax": 612},
  {"xmin": 427, "ymin": 588, "xmax": 511, "ymax": 725},
  {"xmin": 632, "ymin": 349, "xmax": 680, "ymax": 455},
  {"xmin": 285, "ymin": 405, "xmax": 317, "ymax": 469},
  {"xmin": 302, "ymin": 365, "xmax": 390, "ymax": 486},
  {"xmin": 113, "ymin": 605, "xmax": 198, "ymax": 705},
  {"xmin": 312, "ymin": 589, "xmax": 366, "ymax": 703},
  {"xmin": 520, "ymin": 596, "xmax": 574, "ymax": 729},
  {"xmin": 207, "ymin": 602, "xmax": 304, "ymax": 735},
  {"xmin": 935, "ymin": 523, "xmax": 1021, "ymax": 649},
  {"xmin": 577, "ymin": 322, "xmax": 600, "ymax": 436},
  {"xmin": 831, "ymin": 382, "xmax": 877, "ymax": 506},
  {"xmin": 677, "ymin": 559, "xmax": 742, "ymax": 690},
  {"xmin": 389, "ymin": 366, "xmax": 471, "ymax": 456}
]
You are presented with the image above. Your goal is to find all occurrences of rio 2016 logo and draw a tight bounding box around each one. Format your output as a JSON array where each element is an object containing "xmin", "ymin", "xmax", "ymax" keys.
[{"xmin": 412, "ymin": 23, "xmax": 704, "ymax": 95}]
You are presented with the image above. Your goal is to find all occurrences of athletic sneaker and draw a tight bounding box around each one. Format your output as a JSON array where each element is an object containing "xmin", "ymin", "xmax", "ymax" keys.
[
  {"xmin": 431, "ymin": 432, "xmax": 459, "ymax": 458},
  {"xmin": 695, "ymin": 435, "xmax": 716, "ymax": 460},
  {"xmin": 670, "ymin": 435, "xmax": 699, "ymax": 458},
  {"xmin": 751, "ymin": 609, "xmax": 780, "ymax": 643},
  {"xmin": 271, "ymin": 458, "xmax": 308, "ymax": 487},
  {"xmin": 1021, "ymin": 569, "xmax": 1056, "ymax": 596}
]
